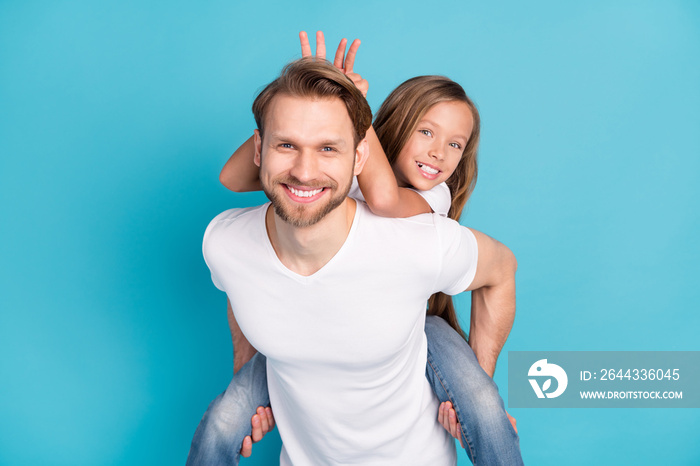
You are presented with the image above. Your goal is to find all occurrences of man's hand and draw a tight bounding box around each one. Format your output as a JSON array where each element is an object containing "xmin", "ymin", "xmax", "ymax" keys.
[
  {"xmin": 438, "ymin": 401, "xmax": 464, "ymax": 448},
  {"xmin": 438, "ymin": 402, "xmax": 518, "ymax": 448},
  {"xmin": 506, "ymin": 411, "xmax": 518, "ymax": 434},
  {"xmin": 299, "ymin": 31, "xmax": 368, "ymax": 97},
  {"xmin": 240, "ymin": 406, "xmax": 276, "ymax": 458}
]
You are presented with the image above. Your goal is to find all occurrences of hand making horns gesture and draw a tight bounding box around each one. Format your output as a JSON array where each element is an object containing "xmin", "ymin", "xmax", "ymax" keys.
[{"xmin": 299, "ymin": 30, "xmax": 369, "ymax": 98}]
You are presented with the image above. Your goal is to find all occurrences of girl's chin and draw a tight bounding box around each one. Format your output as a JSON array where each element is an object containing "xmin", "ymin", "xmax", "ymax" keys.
[{"xmin": 408, "ymin": 176, "xmax": 441, "ymax": 191}]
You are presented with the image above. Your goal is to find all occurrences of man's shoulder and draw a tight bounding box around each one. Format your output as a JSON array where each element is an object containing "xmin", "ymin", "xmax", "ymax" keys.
[
  {"xmin": 204, "ymin": 204, "xmax": 268, "ymax": 241},
  {"xmin": 359, "ymin": 201, "xmax": 459, "ymax": 230},
  {"xmin": 212, "ymin": 204, "xmax": 266, "ymax": 224},
  {"xmin": 356, "ymin": 203, "xmax": 465, "ymax": 249}
]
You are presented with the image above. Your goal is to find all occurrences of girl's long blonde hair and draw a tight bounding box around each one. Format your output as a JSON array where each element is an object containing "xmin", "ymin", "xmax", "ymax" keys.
[{"xmin": 373, "ymin": 76, "xmax": 481, "ymax": 340}]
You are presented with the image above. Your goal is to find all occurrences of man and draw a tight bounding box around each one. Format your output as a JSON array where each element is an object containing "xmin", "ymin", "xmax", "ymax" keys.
[{"xmin": 191, "ymin": 58, "xmax": 519, "ymax": 465}]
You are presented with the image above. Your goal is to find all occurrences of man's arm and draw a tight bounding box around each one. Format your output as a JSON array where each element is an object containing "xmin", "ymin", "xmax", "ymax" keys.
[
  {"xmin": 227, "ymin": 299, "xmax": 258, "ymax": 374},
  {"xmin": 227, "ymin": 300, "xmax": 277, "ymax": 457},
  {"xmin": 465, "ymin": 230, "xmax": 518, "ymax": 377}
]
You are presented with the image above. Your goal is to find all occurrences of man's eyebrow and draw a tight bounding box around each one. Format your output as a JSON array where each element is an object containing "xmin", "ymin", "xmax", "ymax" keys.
[
  {"xmin": 267, "ymin": 132, "xmax": 290, "ymax": 142},
  {"xmin": 318, "ymin": 138, "xmax": 346, "ymax": 147},
  {"xmin": 267, "ymin": 133, "xmax": 347, "ymax": 147}
]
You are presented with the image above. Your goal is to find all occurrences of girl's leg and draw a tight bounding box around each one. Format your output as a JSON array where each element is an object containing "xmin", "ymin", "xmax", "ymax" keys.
[
  {"xmin": 425, "ymin": 315, "xmax": 523, "ymax": 466},
  {"xmin": 186, "ymin": 352, "xmax": 269, "ymax": 466}
]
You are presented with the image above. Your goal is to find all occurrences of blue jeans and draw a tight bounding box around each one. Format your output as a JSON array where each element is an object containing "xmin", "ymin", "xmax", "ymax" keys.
[
  {"xmin": 186, "ymin": 352, "xmax": 269, "ymax": 466},
  {"xmin": 424, "ymin": 315, "xmax": 523, "ymax": 465},
  {"xmin": 186, "ymin": 316, "xmax": 522, "ymax": 465}
]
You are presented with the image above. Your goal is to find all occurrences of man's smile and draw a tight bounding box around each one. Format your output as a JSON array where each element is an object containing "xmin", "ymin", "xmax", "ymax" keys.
[{"xmin": 283, "ymin": 183, "xmax": 328, "ymax": 203}]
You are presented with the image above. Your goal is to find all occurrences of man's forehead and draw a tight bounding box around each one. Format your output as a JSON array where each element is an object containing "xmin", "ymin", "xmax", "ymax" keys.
[{"xmin": 264, "ymin": 94, "xmax": 354, "ymax": 140}]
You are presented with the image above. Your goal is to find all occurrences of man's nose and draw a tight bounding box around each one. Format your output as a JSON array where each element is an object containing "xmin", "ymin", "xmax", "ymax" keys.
[{"xmin": 289, "ymin": 150, "xmax": 319, "ymax": 182}]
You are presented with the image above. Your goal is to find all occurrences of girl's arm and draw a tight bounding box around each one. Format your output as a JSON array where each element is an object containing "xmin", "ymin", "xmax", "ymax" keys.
[
  {"xmin": 219, "ymin": 136, "xmax": 262, "ymax": 192},
  {"xmin": 358, "ymin": 126, "xmax": 434, "ymax": 218}
]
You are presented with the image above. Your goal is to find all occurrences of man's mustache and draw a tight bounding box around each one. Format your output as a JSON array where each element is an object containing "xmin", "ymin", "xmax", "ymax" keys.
[{"xmin": 274, "ymin": 175, "xmax": 338, "ymax": 190}]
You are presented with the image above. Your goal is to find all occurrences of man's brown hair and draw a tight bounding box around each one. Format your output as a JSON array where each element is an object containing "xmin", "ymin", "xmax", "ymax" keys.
[{"xmin": 252, "ymin": 58, "xmax": 372, "ymax": 147}]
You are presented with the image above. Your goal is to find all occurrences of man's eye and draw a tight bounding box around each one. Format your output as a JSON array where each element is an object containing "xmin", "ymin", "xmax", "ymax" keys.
[
  {"xmin": 280, "ymin": 143, "xmax": 293, "ymax": 149},
  {"xmin": 419, "ymin": 129, "xmax": 433, "ymax": 137},
  {"xmin": 321, "ymin": 147, "xmax": 335, "ymax": 152}
]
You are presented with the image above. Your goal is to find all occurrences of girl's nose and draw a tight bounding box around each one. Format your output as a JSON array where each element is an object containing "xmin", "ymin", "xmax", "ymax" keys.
[{"xmin": 428, "ymin": 144, "xmax": 444, "ymax": 161}]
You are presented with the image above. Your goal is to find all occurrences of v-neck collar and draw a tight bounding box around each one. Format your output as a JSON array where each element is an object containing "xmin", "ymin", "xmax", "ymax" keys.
[{"xmin": 260, "ymin": 201, "xmax": 363, "ymax": 283}]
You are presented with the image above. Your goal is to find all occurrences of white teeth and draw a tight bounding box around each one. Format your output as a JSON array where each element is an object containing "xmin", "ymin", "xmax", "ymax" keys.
[
  {"xmin": 417, "ymin": 163, "xmax": 439, "ymax": 175},
  {"xmin": 288, "ymin": 186, "xmax": 323, "ymax": 197}
]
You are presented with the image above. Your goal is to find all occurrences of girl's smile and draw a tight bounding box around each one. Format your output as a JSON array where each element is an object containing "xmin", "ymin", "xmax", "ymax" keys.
[{"xmin": 393, "ymin": 100, "xmax": 474, "ymax": 191}]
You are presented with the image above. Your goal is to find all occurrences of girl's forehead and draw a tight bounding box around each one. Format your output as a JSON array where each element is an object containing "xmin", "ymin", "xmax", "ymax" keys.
[
  {"xmin": 420, "ymin": 101, "xmax": 474, "ymax": 136},
  {"xmin": 423, "ymin": 100, "xmax": 472, "ymax": 119}
]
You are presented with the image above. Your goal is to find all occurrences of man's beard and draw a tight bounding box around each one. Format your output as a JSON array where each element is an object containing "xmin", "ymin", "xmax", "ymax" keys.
[{"xmin": 262, "ymin": 173, "xmax": 353, "ymax": 228}]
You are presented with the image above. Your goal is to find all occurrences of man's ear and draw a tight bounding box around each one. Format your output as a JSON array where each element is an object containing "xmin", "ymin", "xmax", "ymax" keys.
[
  {"xmin": 253, "ymin": 129, "xmax": 262, "ymax": 167},
  {"xmin": 353, "ymin": 138, "xmax": 369, "ymax": 176}
]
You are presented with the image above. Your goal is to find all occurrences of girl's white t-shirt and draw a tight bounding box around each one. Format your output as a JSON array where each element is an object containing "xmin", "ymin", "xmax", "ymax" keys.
[{"xmin": 349, "ymin": 177, "xmax": 451, "ymax": 217}]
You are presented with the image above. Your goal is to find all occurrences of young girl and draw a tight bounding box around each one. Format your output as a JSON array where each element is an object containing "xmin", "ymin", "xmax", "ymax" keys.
[{"xmin": 187, "ymin": 32, "xmax": 522, "ymax": 466}]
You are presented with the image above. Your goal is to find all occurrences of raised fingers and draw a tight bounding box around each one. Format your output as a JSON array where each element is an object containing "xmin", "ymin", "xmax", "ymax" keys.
[
  {"xmin": 316, "ymin": 31, "xmax": 326, "ymax": 60},
  {"xmin": 344, "ymin": 39, "xmax": 361, "ymax": 73},
  {"xmin": 333, "ymin": 38, "xmax": 348, "ymax": 69},
  {"xmin": 299, "ymin": 31, "xmax": 312, "ymax": 57}
]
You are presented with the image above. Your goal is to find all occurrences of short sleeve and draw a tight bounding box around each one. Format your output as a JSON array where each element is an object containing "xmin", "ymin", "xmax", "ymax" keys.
[
  {"xmin": 409, "ymin": 182, "xmax": 451, "ymax": 217},
  {"xmin": 432, "ymin": 216, "xmax": 478, "ymax": 295},
  {"xmin": 348, "ymin": 176, "xmax": 365, "ymax": 202},
  {"xmin": 202, "ymin": 209, "xmax": 242, "ymax": 292}
]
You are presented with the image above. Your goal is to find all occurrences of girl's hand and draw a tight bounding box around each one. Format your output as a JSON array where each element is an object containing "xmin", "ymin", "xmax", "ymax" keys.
[
  {"xmin": 299, "ymin": 31, "xmax": 368, "ymax": 97},
  {"xmin": 438, "ymin": 401, "xmax": 465, "ymax": 448}
]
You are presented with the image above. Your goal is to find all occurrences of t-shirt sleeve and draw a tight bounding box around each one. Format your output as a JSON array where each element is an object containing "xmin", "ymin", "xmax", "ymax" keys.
[
  {"xmin": 202, "ymin": 209, "xmax": 242, "ymax": 292},
  {"xmin": 432, "ymin": 216, "xmax": 478, "ymax": 295},
  {"xmin": 409, "ymin": 182, "xmax": 451, "ymax": 217},
  {"xmin": 348, "ymin": 176, "xmax": 365, "ymax": 202}
]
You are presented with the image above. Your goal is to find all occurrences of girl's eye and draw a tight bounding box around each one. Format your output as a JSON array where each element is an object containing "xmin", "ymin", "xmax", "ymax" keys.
[
  {"xmin": 449, "ymin": 142, "xmax": 462, "ymax": 150},
  {"xmin": 419, "ymin": 129, "xmax": 433, "ymax": 137}
]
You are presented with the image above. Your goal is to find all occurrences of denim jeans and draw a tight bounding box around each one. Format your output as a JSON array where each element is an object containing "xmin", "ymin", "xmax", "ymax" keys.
[
  {"xmin": 187, "ymin": 315, "xmax": 522, "ymax": 465},
  {"xmin": 424, "ymin": 315, "xmax": 523, "ymax": 465},
  {"xmin": 186, "ymin": 352, "xmax": 269, "ymax": 466}
]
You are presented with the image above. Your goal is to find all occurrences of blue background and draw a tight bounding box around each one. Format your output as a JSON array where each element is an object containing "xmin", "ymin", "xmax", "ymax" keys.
[{"xmin": 1, "ymin": 1, "xmax": 698, "ymax": 464}]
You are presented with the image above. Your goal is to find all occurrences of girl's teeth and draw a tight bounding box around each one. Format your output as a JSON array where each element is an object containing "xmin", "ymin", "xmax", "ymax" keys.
[
  {"xmin": 417, "ymin": 163, "xmax": 439, "ymax": 175},
  {"xmin": 289, "ymin": 186, "xmax": 323, "ymax": 197}
]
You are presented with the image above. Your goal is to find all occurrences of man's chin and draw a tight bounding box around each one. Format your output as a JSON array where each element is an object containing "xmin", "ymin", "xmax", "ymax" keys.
[
  {"xmin": 271, "ymin": 199, "xmax": 342, "ymax": 228},
  {"xmin": 262, "ymin": 178, "xmax": 353, "ymax": 228}
]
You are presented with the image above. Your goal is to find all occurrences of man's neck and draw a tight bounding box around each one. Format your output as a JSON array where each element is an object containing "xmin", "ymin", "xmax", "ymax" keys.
[{"xmin": 265, "ymin": 198, "xmax": 357, "ymax": 276}]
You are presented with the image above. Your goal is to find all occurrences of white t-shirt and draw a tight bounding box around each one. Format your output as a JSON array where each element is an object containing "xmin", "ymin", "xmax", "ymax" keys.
[
  {"xmin": 349, "ymin": 177, "xmax": 451, "ymax": 217},
  {"xmin": 203, "ymin": 202, "xmax": 478, "ymax": 466}
]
